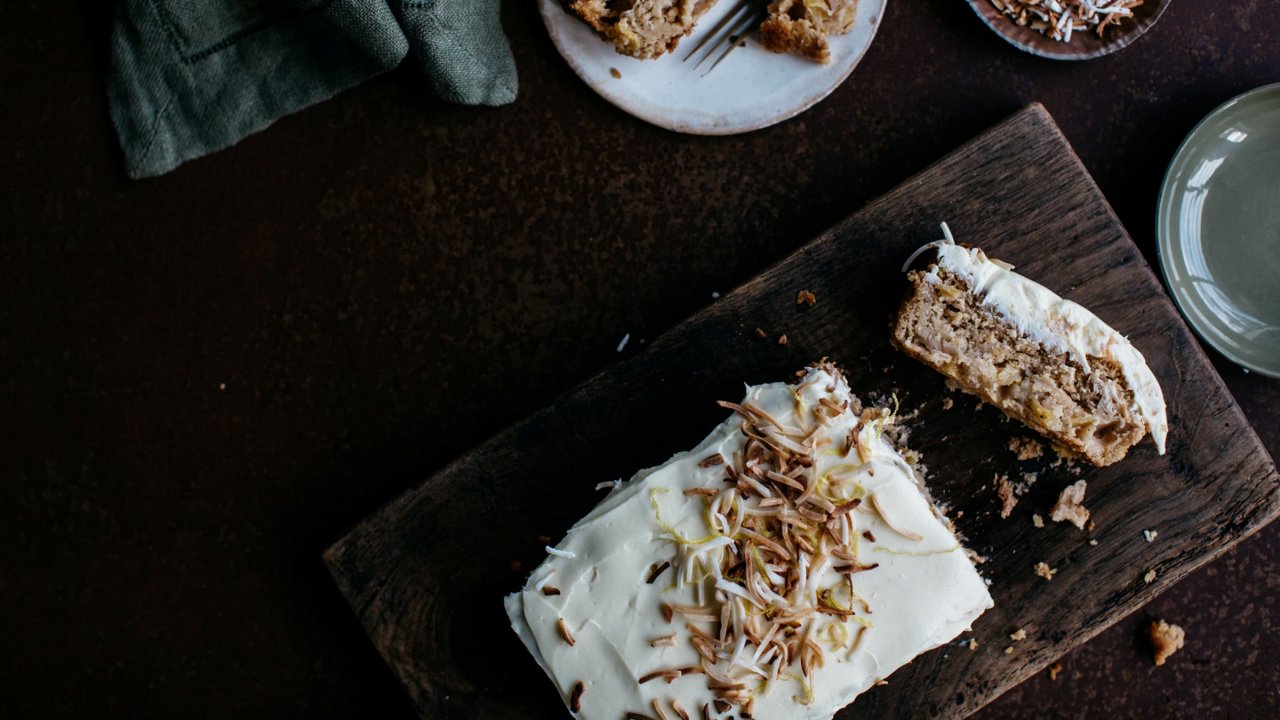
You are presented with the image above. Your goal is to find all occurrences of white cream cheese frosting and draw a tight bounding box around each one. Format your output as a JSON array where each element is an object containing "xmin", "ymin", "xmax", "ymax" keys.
[
  {"xmin": 505, "ymin": 366, "xmax": 993, "ymax": 719},
  {"xmin": 906, "ymin": 223, "xmax": 1168, "ymax": 454}
]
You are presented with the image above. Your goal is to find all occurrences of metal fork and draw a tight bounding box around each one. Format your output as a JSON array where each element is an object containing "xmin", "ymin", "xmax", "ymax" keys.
[{"xmin": 683, "ymin": 0, "xmax": 769, "ymax": 76}]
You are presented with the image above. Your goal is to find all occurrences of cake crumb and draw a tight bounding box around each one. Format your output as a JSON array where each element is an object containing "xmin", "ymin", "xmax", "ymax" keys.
[
  {"xmin": 1003, "ymin": 646, "xmax": 1013, "ymax": 655},
  {"xmin": 942, "ymin": 397, "xmax": 954, "ymax": 410},
  {"xmin": 1050, "ymin": 480, "xmax": 1090, "ymax": 529},
  {"xmin": 995, "ymin": 474, "xmax": 1017, "ymax": 518},
  {"xmin": 777, "ymin": 334, "xmax": 789, "ymax": 346},
  {"xmin": 796, "ymin": 289, "xmax": 817, "ymax": 307},
  {"xmin": 1010, "ymin": 628, "xmax": 1027, "ymax": 642},
  {"xmin": 1034, "ymin": 561, "xmax": 1056, "ymax": 580},
  {"xmin": 1048, "ymin": 662, "xmax": 1063, "ymax": 681},
  {"xmin": 1149, "ymin": 620, "xmax": 1185, "ymax": 666},
  {"xmin": 1144, "ymin": 569, "xmax": 1157, "ymax": 584},
  {"xmin": 1008, "ymin": 436, "xmax": 1044, "ymax": 460},
  {"xmin": 755, "ymin": 327, "xmax": 768, "ymax": 339},
  {"xmin": 1089, "ymin": 539, "xmax": 1099, "ymax": 546},
  {"xmin": 1032, "ymin": 513, "xmax": 1045, "ymax": 528},
  {"xmin": 1144, "ymin": 529, "xmax": 1158, "ymax": 542},
  {"xmin": 967, "ymin": 638, "xmax": 978, "ymax": 651},
  {"xmin": 610, "ymin": 67, "xmax": 622, "ymax": 79}
]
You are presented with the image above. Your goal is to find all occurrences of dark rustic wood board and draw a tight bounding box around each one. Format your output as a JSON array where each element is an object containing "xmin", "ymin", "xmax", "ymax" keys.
[{"xmin": 324, "ymin": 104, "xmax": 1280, "ymax": 719}]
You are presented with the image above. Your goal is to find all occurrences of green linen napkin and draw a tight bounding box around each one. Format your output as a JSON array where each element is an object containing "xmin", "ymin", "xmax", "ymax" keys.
[{"xmin": 107, "ymin": 0, "xmax": 517, "ymax": 178}]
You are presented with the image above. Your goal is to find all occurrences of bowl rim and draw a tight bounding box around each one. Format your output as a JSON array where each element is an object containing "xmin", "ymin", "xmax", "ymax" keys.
[{"xmin": 964, "ymin": 0, "xmax": 1173, "ymax": 61}]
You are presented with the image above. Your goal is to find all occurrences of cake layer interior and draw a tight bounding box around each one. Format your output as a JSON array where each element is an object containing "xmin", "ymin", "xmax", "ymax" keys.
[{"xmin": 893, "ymin": 266, "xmax": 1148, "ymax": 466}]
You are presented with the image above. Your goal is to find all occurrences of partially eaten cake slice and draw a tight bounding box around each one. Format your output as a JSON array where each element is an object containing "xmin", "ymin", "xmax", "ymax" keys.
[
  {"xmin": 506, "ymin": 364, "xmax": 992, "ymax": 719},
  {"xmin": 893, "ymin": 224, "xmax": 1168, "ymax": 467},
  {"xmin": 760, "ymin": 0, "xmax": 859, "ymax": 63},
  {"xmin": 564, "ymin": 0, "xmax": 720, "ymax": 59}
]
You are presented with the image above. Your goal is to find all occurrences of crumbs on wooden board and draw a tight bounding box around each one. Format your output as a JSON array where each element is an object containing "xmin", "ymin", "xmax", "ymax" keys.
[
  {"xmin": 1008, "ymin": 435, "xmax": 1045, "ymax": 460},
  {"xmin": 1050, "ymin": 480, "xmax": 1090, "ymax": 529},
  {"xmin": 995, "ymin": 472, "xmax": 1038, "ymax": 519},
  {"xmin": 995, "ymin": 474, "xmax": 1017, "ymax": 519},
  {"xmin": 1034, "ymin": 561, "xmax": 1057, "ymax": 580}
]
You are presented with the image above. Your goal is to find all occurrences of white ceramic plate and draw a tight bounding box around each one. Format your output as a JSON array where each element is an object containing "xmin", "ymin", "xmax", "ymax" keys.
[
  {"xmin": 1157, "ymin": 83, "xmax": 1280, "ymax": 378},
  {"xmin": 540, "ymin": 1, "xmax": 888, "ymax": 135}
]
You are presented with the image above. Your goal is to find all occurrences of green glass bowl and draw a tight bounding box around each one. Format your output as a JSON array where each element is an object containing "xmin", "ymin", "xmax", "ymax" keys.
[{"xmin": 1158, "ymin": 84, "xmax": 1280, "ymax": 378}]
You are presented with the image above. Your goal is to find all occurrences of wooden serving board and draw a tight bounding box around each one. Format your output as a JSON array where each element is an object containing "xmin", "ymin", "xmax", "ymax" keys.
[{"xmin": 324, "ymin": 105, "xmax": 1280, "ymax": 719}]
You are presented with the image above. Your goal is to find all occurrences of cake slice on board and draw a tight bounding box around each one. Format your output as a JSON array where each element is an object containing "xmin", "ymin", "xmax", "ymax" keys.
[{"xmin": 892, "ymin": 224, "xmax": 1168, "ymax": 467}]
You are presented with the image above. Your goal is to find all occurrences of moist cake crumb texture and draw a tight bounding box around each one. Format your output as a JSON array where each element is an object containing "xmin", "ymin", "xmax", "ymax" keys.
[
  {"xmin": 564, "ymin": 0, "xmax": 719, "ymax": 59},
  {"xmin": 892, "ymin": 224, "xmax": 1168, "ymax": 467},
  {"xmin": 761, "ymin": 0, "xmax": 858, "ymax": 63}
]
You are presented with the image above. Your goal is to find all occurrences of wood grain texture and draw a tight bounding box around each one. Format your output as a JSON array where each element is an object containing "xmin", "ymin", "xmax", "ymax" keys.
[
  {"xmin": 323, "ymin": 104, "xmax": 1280, "ymax": 719},
  {"xmin": 965, "ymin": 0, "xmax": 1172, "ymax": 61}
]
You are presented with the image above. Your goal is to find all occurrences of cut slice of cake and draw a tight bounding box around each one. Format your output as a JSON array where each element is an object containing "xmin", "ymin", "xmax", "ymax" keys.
[
  {"xmin": 564, "ymin": 0, "xmax": 720, "ymax": 59},
  {"xmin": 892, "ymin": 224, "xmax": 1168, "ymax": 467},
  {"xmin": 760, "ymin": 0, "xmax": 858, "ymax": 63},
  {"xmin": 506, "ymin": 363, "xmax": 992, "ymax": 719}
]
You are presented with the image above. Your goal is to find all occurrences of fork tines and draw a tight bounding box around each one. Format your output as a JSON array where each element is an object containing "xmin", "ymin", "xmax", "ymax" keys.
[{"xmin": 683, "ymin": 0, "xmax": 768, "ymax": 76}]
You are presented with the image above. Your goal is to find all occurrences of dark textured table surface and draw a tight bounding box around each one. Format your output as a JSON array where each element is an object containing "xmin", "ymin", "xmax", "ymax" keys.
[{"xmin": 3, "ymin": 1, "xmax": 1277, "ymax": 718}]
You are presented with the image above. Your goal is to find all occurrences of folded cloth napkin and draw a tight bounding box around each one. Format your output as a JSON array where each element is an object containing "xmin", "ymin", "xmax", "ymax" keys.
[{"xmin": 107, "ymin": 0, "xmax": 517, "ymax": 178}]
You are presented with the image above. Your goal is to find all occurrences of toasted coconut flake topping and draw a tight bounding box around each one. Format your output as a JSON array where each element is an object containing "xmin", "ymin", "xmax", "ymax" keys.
[
  {"xmin": 647, "ymin": 561, "xmax": 671, "ymax": 584},
  {"xmin": 869, "ymin": 493, "xmax": 925, "ymax": 542},
  {"xmin": 644, "ymin": 364, "xmax": 899, "ymax": 710},
  {"xmin": 989, "ymin": 0, "xmax": 1144, "ymax": 43},
  {"xmin": 569, "ymin": 680, "xmax": 584, "ymax": 713},
  {"xmin": 699, "ymin": 453, "xmax": 726, "ymax": 468},
  {"xmin": 557, "ymin": 617, "xmax": 576, "ymax": 646},
  {"xmin": 541, "ymin": 585, "xmax": 561, "ymax": 596}
]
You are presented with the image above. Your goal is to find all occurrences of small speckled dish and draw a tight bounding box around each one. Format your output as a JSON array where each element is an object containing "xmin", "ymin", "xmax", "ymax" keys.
[
  {"xmin": 1158, "ymin": 84, "xmax": 1280, "ymax": 378},
  {"xmin": 539, "ymin": 0, "xmax": 887, "ymax": 134},
  {"xmin": 965, "ymin": 0, "xmax": 1171, "ymax": 60}
]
